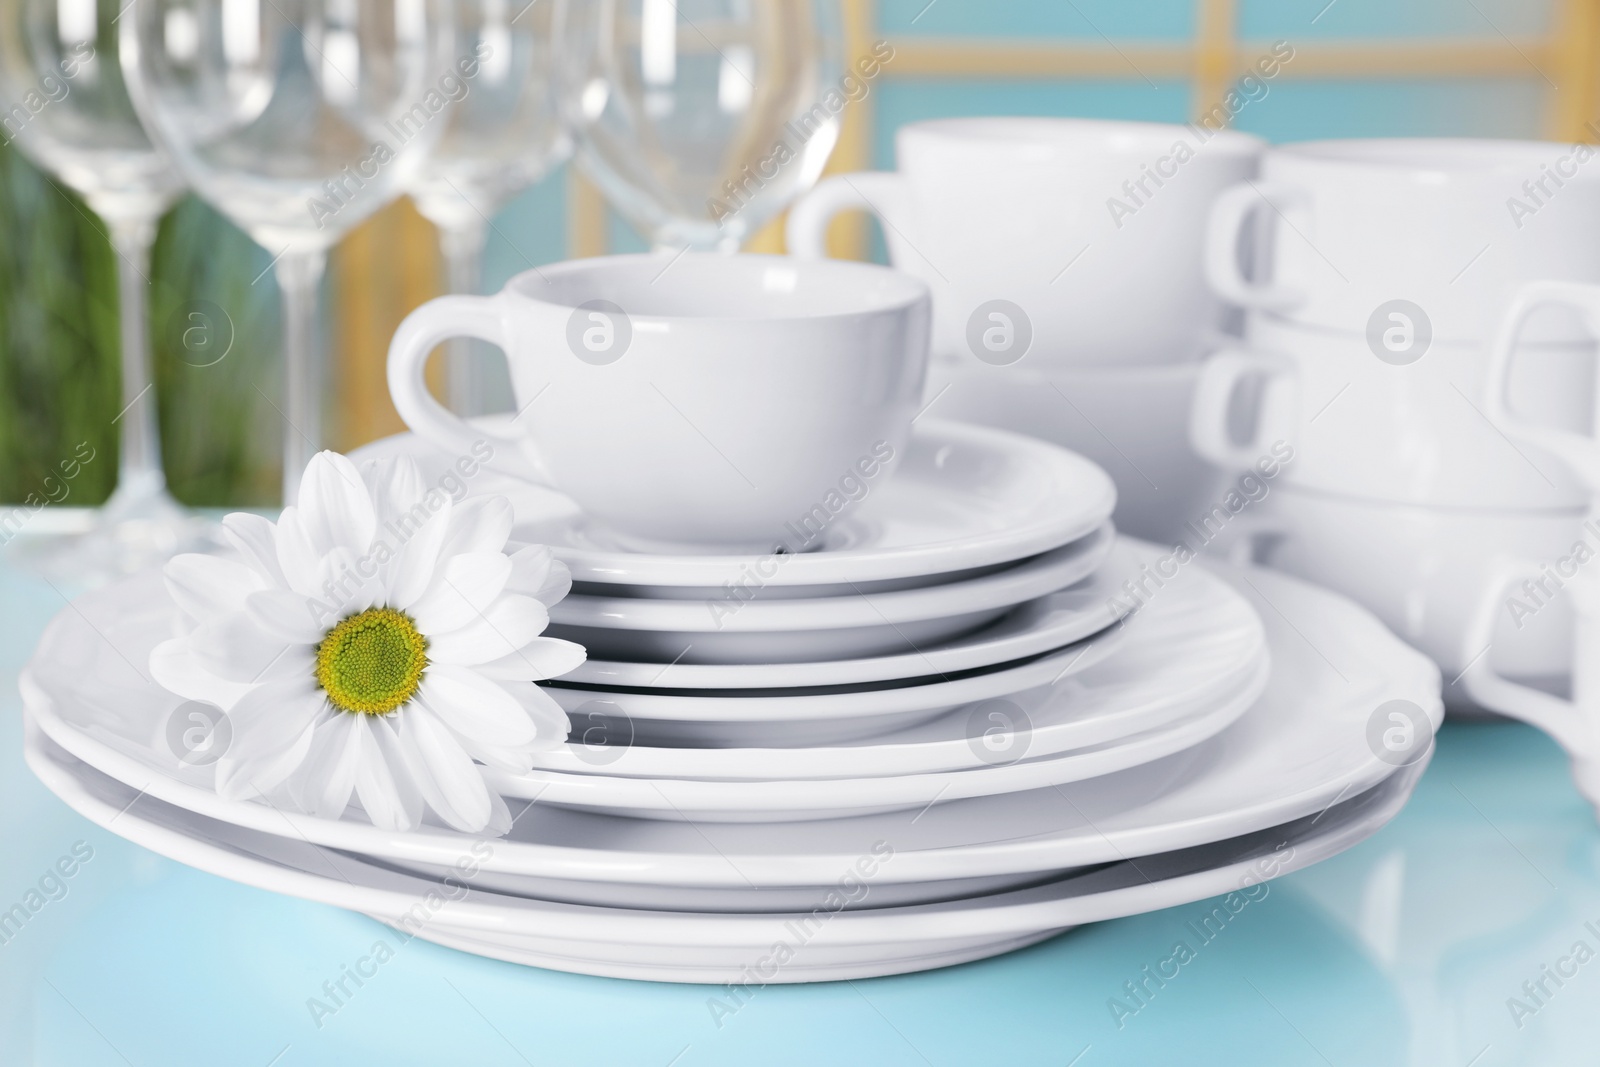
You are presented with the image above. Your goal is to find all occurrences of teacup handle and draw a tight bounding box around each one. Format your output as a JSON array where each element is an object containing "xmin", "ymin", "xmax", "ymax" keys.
[
  {"xmin": 386, "ymin": 294, "xmax": 553, "ymax": 485},
  {"xmin": 1204, "ymin": 179, "xmax": 1309, "ymax": 312},
  {"xmin": 1458, "ymin": 556, "xmax": 1596, "ymax": 758},
  {"xmin": 786, "ymin": 172, "xmax": 912, "ymax": 259},
  {"xmin": 1198, "ymin": 511, "xmax": 1292, "ymax": 567},
  {"xmin": 1188, "ymin": 346, "xmax": 1298, "ymax": 470},
  {"xmin": 1484, "ymin": 280, "xmax": 1600, "ymax": 491}
]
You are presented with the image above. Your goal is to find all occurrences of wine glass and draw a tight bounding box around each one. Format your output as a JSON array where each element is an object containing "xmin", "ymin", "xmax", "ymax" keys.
[
  {"xmin": 0, "ymin": 0, "xmax": 206, "ymax": 577},
  {"xmin": 408, "ymin": 0, "xmax": 571, "ymax": 415},
  {"xmin": 564, "ymin": 0, "xmax": 843, "ymax": 251},
  {"xmin": 120, "ymin": 0, "xmax": 453, "ymax": 501}
]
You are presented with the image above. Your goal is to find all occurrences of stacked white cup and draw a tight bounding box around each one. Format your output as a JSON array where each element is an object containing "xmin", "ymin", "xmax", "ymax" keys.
[
  {"xmin": 1190, "ymin": 138, "xmax": 1600, "ymax": 698},
  {"xmin": 786, "ymin": 117, "xmax": 1265, "ymax": 544}
]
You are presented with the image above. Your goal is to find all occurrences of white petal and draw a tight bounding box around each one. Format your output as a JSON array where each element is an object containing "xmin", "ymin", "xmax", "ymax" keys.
[
  {"xmin": 484, "ymin": 790, "xmax": 512, "ymax": 836},
  {"xmin": 500, "ymin": 680, "xmax": 576, "ymax": 741},
  {"xmin": 455, "ymin": 737, "xmax": 537, "ymax": 776},
  {"xmin": 362, "ymin": 456, "xmax": 427, "ymax": 524},
  {"xmin": 245, "ymin": 589, "xmax": 327, "ymax": 645},
  {"xmin": 298, "ymin": 451, "xmax": 377, "ymax": 556},
  {"xmin": 357, "ymin": 714, "xmax": 423, "ymax": 831},
  {"xmin": 315, "ymin": 546, "xmax": 384, "ymax": 616},
  {"xmin": 150, "ymin": 638, "xmax": 255, "ymax": 711},
  {"xmin": 383, "ymin": 496, "xmax": 454, "ymax": 609},
  {"xmin": 438, "ymin": 496, "xmax": 514, "ymax": 558},
  {"xmin": 474, "ymin": 637, "xmax": 588, "ymax": 682},
  {"xmin": 425, "ymin": 595, "xmax": 550, "ymax": 665},
  {"xmin": 395, "ymin": 707, "xmax": 493, "ymax": 832},
  {"xmin": 410, "ymin": 553, "xmax": 512, "ymax": 635},
  {"xmin": 274, "ymin": 507, "xmax": 324, "ymax": 597},
  {"xmin": 418, "ymin": 666, "xmax": 536, "ymax": 747},
  {"xmin": 220, "ymin": 512, "xmax": 287, "ymax": 587},
  {"xmin": 506, "ymin": 546, "xmax": 572, "ymax": 607},
  {"xmin": 215, "ymin": 722, "xmax": 317, "ymax": 801},
  {"xmin": 288, "ymin": 712, "xmax": 363, "ymax": 819},
  {"xmin": 226, "ymin": 675, "xmax": 327, "ymax": 759},
  {"xmin": 189, "ymin": 613, "xmax": 300, "ymax": 684},
  {"xmin": 164, "ymin": 554, "xmax": 267, "ymax": 623}
]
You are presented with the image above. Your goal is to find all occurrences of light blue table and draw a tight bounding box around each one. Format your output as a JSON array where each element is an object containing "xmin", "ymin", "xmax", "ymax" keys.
[{"xmin": 3, "ymin": 558, "xmax": 1598, "ymax": 1067}]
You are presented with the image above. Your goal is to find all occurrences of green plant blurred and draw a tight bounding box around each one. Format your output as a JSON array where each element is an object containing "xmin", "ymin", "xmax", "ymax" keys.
[{"xmin": 0, "ymin": 144, "xmax": 281, "ymax": 508}]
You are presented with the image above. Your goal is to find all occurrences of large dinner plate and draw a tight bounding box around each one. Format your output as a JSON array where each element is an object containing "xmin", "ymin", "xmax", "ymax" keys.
[
  {"xmin": 26, "ymin": 725, "xmax": 1425, "ymax": 983},
  {"xmin": 23, "ymin": 565, "xmax": 1436, "ymax": 905}
]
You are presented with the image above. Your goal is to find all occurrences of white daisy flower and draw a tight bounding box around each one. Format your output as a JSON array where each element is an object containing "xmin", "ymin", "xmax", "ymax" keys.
[{"xmin": 148, "ymin": 450, "xmax": 585, "ymax": 835}]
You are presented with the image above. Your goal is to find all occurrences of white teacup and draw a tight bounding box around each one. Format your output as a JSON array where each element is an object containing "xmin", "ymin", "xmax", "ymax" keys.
[
  {"xmin": 923, "ymin": 358, "xmax": 1230, "ymax": 545},
  {"xmin": 1189, "ymin": 313, "xmax": 1589, "ymax": 509},
  {"xmin": 387, "ymin": 253, "xmax": 931, "ymax": 552},
  {"xmin": 1206, "ymin": 138, "xmax": 1600, "ymax": 343},
  {"xmin": 786, "ymin": 117, "xmax": 1263, "ymax": 367},
  {"xmin": 1213, "ymin": 483, "xmax": 1581, "ymax": 695},
  {"xmin": 1457, "ymin": 537, "xmax": 1600, "ymax": 789},
  {"xmin": 1476, "ymin": 281, "xmax": 1600, "ymax": 814}
]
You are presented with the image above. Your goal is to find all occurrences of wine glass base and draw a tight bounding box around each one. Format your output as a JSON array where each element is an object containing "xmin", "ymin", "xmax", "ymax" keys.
[{"xmin": 7, "ymin": 488, "xmax": 221, "ymax": 589}]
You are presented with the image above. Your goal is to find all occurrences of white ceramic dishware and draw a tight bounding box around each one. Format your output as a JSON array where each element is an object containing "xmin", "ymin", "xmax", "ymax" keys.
[
  {"xmin": 1484, "ymin": 280, "xmax": 1600, "ymax": 491},
  {"xmin": 922, "ymin": 359, "xmax": 1231, "ymax": 543},
  {"xmin": 21, "ymin": 563, "xmax": 1436, "ymax": 912},
  {"xmin": 26, "ymin": 725, "xmax": 1425, "ymax": 982},
  {"xmin": 350, "ymin": 417, "xmax": 1115, "ymax": 590},
  {"xmin": 786, "ymin": 117, "xmax": 1263, "ymax": 366},
  {"xmin": 388, "ymin": 253, "xmax": 931, "ymax": 552},
  {"xmin": 1469, "ymin": 281, "xmax": 1600, "ymax": 812},
  {"xmin": 546, "ymin": 523, "xmax": 1114, "ymax": 663},
  {"xmin": 122, "ymin": 0, "xmax": 454, "ymax": 499},
  {"xmin": 1216, "ymin": 483, "xmax": 1580, "ymax": 687},
  {"xmin": 536, "ymin": 642, "xmax": 1267, "ymax": 782},
  {"xmin": 1205, "ymin": 138, "xmax": 1600, "ymax": 343},
  {"xmin": 1189, "ymin": 312, "xmax": 1588, "ymax": 508}
]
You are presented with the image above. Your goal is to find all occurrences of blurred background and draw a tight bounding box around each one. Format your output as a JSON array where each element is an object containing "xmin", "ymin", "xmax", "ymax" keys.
[{"xmin": 2, "ymin": 0, "xmax": 1590, "ymax": 508}]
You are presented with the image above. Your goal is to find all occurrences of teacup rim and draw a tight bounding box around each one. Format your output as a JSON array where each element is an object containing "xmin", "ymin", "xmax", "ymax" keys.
[
  {"xmin": 1272, "ymin": 136, "xmax": 1593, "ymax": 176},
  {"xmin": 897, "ymin": 116, "xmax": 1265, "ymax": 156},
  {"xmin": 498, "ymin": 252, "xmax": 931, "ymax": 323}
]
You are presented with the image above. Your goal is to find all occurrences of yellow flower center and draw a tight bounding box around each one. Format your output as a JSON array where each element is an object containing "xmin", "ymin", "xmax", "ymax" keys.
[{"xmin": 314, "ymin": 607, "xmax": 428, "ymax": 715}]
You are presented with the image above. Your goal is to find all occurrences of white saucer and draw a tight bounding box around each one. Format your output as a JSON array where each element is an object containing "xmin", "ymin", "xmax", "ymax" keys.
[
  {"xmin": 528, "ymin": 584, "xmax": 1266, "ymax": 780},
  {"xmin": 547, "ymin": 523, "xmax": 1115, "ymax": 663},
  {"xmin": 557, "ymin": 537, "xmax": 1170, "ymax": 689},
  {"xmin": 347, "ymin": 418, "xmax": 1118, "ymax": 589},
  {"xmin": 12, "ymin": 547, "xmax": 1260, "ymax": 780},
  {"xmin": 20, "ymin": 551, "xmax": 1261, "ymax": 823},
  {"xmin": 25, "ymin": 726, "xmax": 1424, "ymax": 983}
]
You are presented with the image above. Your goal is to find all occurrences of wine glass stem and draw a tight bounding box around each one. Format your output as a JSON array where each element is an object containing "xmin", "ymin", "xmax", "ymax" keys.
[
  {"xmin": 441, "ymin": 219, "xmax": 488, "ymax": 415},
  {"xmin": 275, "ymin": 249, "xmax": 327, "ymax": 504},
  {"xmin": 107, "ymin": 217, "xmax": 168, "ymax": 504}
]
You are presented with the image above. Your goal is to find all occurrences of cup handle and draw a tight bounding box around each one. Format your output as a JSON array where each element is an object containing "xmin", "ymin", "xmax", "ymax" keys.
[
  {"xmin": 1204, "ymin": 180, "xmax": 1309, "ymax": 312},
  {"xmin": 1457, "ymin": 555, "xmax": 1588, "ymax": 755},
  {"xmin": 1484, "ymin": 280, "xmax": 1600, "ymax": 491},
  {"xmin": 386, "ymin": 294, "xmax": 552, "ymax": 485},
  {"xmin": 786, "ymin": 172, "xmax": 911, "ymax": 259},
  {"xmin": 1188, "ymin": 346, "xmax": 1298, "ymax": 470}
]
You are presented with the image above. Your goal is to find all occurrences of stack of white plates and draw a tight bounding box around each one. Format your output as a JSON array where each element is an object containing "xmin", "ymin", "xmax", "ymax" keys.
[{"xmin": 20, "ymin": 421, "xmax": 1442, "ymax": 983}]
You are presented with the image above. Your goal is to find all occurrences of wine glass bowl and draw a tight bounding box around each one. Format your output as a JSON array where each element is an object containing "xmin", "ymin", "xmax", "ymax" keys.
[
  {"xmin": 0, "ymin": 0, "xmax": 184, "ymax": 219},
  {"xmin": 567, "ymin": 0, "xmax": 843, "ymax": 251},
  {"xmin": 120, "ymin": 0, "xmax": 448, "ymax": 255},
  {"xmin": 119, "ymin": 0, "xmax": 454, "ymax": 500},
  {"xmin": 406, "ymin": 0, "xmax": 572, "ymax": 414},
  {"xmin": 407, "ymin": 0, "xmax": 570, "ymax": 234}
]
